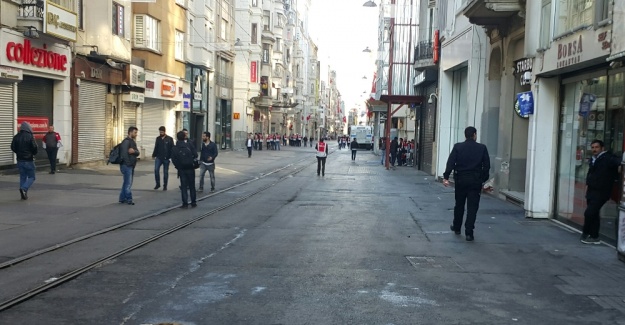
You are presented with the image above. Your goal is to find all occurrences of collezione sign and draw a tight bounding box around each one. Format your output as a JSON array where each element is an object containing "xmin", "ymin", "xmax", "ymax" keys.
[{"xmin": 5, "ymin": 39, "xmax": 68, "ymax": 72}]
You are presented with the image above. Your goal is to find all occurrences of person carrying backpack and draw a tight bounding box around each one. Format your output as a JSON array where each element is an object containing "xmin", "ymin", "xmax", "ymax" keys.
[
  {"xmin": 119, "ymin": 126, "xmax": 140, "ymax": 205},
  {"xmin": 171, "ymin": 130, "xmax": 198, "ymax": 208}
]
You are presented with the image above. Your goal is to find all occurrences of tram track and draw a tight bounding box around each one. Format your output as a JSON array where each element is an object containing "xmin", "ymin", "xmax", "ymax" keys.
[{"xmin": 0, "ymin": 157, "xmax": 316, "ymax": 312}]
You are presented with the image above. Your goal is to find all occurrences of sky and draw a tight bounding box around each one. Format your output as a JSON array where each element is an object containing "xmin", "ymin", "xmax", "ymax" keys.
[{"xmin": 309, "ymin": 0, "xmax": 380, "ymax": 113}]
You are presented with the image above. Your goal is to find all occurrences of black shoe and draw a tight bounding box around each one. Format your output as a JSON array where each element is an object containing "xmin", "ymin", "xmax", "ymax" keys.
[
  {"xmin": 466, "ymin": 234, "xmax": 474, "ymax": 241},
  {"xmin": 197, "ymin": 188, "xmax": 204, "ymax": 192},
  {"xmin": 49, "ymin": 171, "xmax": 54, "ymax": 174},
  {"xmin": 163, "ymin": 185, "xmax": 167, "ymax": 191},
  {"xmin": 181, "ymin": 204, "xmax": 189, "ymax": 209},
  {"xmin": 154, "ymin": 185, "xmax": 160, "ymax": 190},
  {"xmin": 127, "ymin": 201, "xmax": 135, "ymax": 205},
  {"xmin": 19, "ymin": 189, "xmax": 26, "ymax": 200},
  {"xmin": 450, "ymin": 225, "xmax": 461, "ymax": 235},
  {"xmin": 210, "ymin": 188, "xmax": 215, "ymax": 192},
  {"xmin": 191, "ymin": 203, "xmax": 197, "ymax": 208}
]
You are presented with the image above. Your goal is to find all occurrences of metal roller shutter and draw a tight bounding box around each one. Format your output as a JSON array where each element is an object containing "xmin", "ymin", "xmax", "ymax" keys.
[
  {"xmin": 18, "ymin": 76, "xmax": 53, "ymax": 161},
  {"xmin": 0, "ymin": 83, "xmax": 15, "ymax": 166},
  {"xmin": 123, "ymin": 104, "xmax": 137, "ymax": 134},
  {"xmin": 420, "ymin": 84, "xmax": 437, "ymax": 175},
  {"xmin": 78, "ymin": 81, "xmax": 107, "ymax": 162},
  {"xmin": 141, "ymin": 99, "xmax": 165, "ymax": 158}
]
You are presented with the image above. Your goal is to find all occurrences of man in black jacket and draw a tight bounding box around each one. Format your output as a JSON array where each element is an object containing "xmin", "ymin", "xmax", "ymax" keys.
[
  {"xmin": 11, "ymin": 122, "xmax": 38, "ymax": 200},
  {"xmin": 389, "ymin": 137, "xmax": 399, "ymax": 168},
  {"xmin": 152, "ymin": 126, "xmax": 174, "ymax": 191},
  {"xmin": 119, "ymin": 127, "xmax": 140, "ymax": 205},
  {"xmin": 581, "ymin": 139, "xmax": 620, "ymax": 244},
  {"xmin": 350, "ymin": 138, "xmax": 359, "ymax": 161},
  {"xmin": 198, "ymin": 131, "xmax": 218, "ymax": 192},
  {"xmin": 172, "ymin": 131, "xmax": 198, "ymax": 208},
  {"xmin": 443, "ymin": 126, "xmax": 490, "ymax": 241}
]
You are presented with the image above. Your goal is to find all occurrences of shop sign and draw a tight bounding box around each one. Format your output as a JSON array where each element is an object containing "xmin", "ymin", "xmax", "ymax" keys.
[
  {"xmin": 123, "ymin": 91, "xmax": 145, "ymax": 103},
  {"xmin": 0, "ymin": 65, "xmax": 22, "ymax": 82},
  {"xmin": 181, "ymin": 81, "xmax": 191, "ymax": 110},
  {"xmin": 1, "ymin": 29, "xmax": 70, "ymax": 77},
  {"xmin": 513, "ymin": 57, "xmax": 533, "ymax": 86},
  {"xmin": 251, "ymin": 61, "xmax": 257, "ymax": 83},
  {"xmin": 514, "ymin": 91, "xmax": 533, "ymax": 118},
  {"xmin": 161, "ymin": 80, "xmax": 176, "ymax": 98},
  {"xmin": 17, "ymin": 116, "xmax": 48, "ymax": 133},
  {"xmin": 45, "ymin": 2, "xmax": 78, "ymax": 42},
  {"xmin": 233, "ymin": 113, "xmax": 240, "ymax": 120},
  {"xmin": 579, "ymin": 93, "xmax": 596, "ymax": 117},
  {"xmin": 539, "ymin": 27, "xmax": 611, "ymax": 74},
  {"xmin": 90, "ymin": 67, "xmax": 102, "ymax": 79},
  {"xmin": 193, "ymin": 74, "xmax": 202, "ymax": 100}
]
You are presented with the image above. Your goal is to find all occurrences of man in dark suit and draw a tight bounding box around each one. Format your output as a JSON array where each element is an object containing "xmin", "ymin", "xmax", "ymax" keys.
[{"xmin": 443, "ymin": 126, "xmax": 490, "ymax": 241}]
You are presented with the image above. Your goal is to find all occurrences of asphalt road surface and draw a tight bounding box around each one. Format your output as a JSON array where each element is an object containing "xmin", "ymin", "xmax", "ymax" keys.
[{"xmin": 1, "ymin": 145, "xmax": 625, "ymax": 325}]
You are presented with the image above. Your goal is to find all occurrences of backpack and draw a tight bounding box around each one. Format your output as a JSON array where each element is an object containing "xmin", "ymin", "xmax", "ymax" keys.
[
  {"xmin": 107, "ymin": 142, "xmax": 123, "ymax": 165},
  {"xmin": 175, "ymin": 144, "xmax": 195, "ymax": 169}
]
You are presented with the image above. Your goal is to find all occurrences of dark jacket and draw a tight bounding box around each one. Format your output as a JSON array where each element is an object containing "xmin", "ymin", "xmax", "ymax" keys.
[
  {"xmin": 152, "ymin": 135, "xmax": 174, "ymax": 160},
  {"xmin": 120, "ymin": 137, "xmax": 140, "ymax": 167},
  {"xmin": 200, "ymin": 140, "xmax": 218, "ymax": 164},
  {"xmin": 351, "ymin": 140, "xmax": 358, "ymax": 150},
  {"xmin": 390, "ymin": 139, "xmax": 399, "ymax": 153},
  {"xmin": 443, "ymin": 138, "xmax": 490, "ymax": 182},
  {"xmin": 11, "ymin": 122, "xmax": 38, "ymax": 162},
  {"xmin": 171, "ymin": 141, "xmax": 198, "ymax": 170},
  {"xmin": 586, "ymin": 152, "xmax": 620, "ymax": 200}
]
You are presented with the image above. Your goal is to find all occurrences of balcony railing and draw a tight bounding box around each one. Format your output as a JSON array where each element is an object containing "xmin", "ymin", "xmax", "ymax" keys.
[
  {"xmin": 216, "ymin": 72, "xmax": 233, "ymax": 88},
  {"xmin": 414, "ymin": 40, "xmax": 433, "ymax": 62},
  {"xmin": 19, "ymin": 0, "xmax": 44, "ymax": 19}
]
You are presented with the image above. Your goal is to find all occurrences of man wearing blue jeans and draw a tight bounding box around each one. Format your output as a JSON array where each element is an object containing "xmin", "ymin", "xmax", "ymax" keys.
[
  {"xmin": 11, "ymin": 122, "xmax": 38, "ymax": 200},
  {"xmin": 119, "ymin": 126, "xmax": 140, "ymax": 205},
  {"xmin": 152, "ymin": 126, "xmax": 173, "ymax": 191}
]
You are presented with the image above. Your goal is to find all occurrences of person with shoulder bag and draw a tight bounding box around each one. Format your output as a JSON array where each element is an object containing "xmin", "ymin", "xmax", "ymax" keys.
[{"xmin": 171, "ymin": 131, "xmax": 198, "ymax": 208}]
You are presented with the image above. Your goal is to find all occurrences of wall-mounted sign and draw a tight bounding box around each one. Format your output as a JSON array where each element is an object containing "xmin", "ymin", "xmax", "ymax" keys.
[
  {"xmin": 161, "ymin": 79, "xmax": 177, "ymax": 98},
  {"xmin": 90, "ymin": 67, "xmax": 102, "ymax": 79},
  {"xmin": 433, "ymin": 30, "xmax": 440, "ymax": 64},
  {"xmin": 123, "ymin": 91, "xmax": 145, "ymax": 103},
  {"xmin": 513, "ymin": 57, "xmax": 532, "ymax": 75},
  {"xmin": 1, "ymin": 28, "xmax": 70, "ymax": 77},
  {"xmin": 233, "ymin": 112, "xmax": 241, "ymax": 120},
  {"xmin": 193, "ymin": 74, "xmax": 202, "ymax": 100},
  {"xmin": 251, "ymin": 61, "xmax": 258, "ymax": 83},
  {"xmin": 539, "ymin": 27, "xmax": 611, "ymax": 75},
  {"xmin": 17, "ymin": 116, "xmax": 48, "ymax": 133},
  {"xmin": 45, "ymin": 2, "xmax": 78, "ymax": 42},
  {"xmin": 514, "ymin": 91, "xmax": 533, "ymax": 118},
  {"xmin": 0, "ymin": 65, "xmax": 22, "ymax": 82}
]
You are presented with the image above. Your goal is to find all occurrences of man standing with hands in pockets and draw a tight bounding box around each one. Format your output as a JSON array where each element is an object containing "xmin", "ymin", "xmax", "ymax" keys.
[
  {"xmin": 443, "ymin": 126, "xmax": 490, "ymax": 242},
  {"xmin": 198, "ymin": 131, "xmax": 218, "ymax": 193}
]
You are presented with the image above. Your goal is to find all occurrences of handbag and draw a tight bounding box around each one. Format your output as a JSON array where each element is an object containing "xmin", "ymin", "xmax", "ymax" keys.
[{"xmin": 193, "ymin": 158, "xmax": 200, "ymax": 169}]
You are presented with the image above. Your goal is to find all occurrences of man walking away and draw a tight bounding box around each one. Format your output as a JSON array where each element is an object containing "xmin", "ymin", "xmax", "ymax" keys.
[
  {"xmin": 581, "ymin": 139, "xmax": 620, "ymax": 244},
  {"xmin": 380, "ymin": 137, "xmax": 387, "ymax": 165},
  {"xmin": 316, "ymin": 138, "xmax": 329, "ymax": 176},
  {"xmin": 119, "ymin": 126, "xmax": 140, "ymax": 205},
  {"xmin": 152, "ymin": 126, "xmax": 174, "ymax": 191},
  {"xmin": 246, "ymin": 134, "xmax": 253, "ymax": 158},
  {"xmin": 198, "ymin": 131, "xmax": 218, "ymax": 193},
  {"xmin": 389, "ymin": 137, "xmax": 399, "ymax": 168},
  {"xmin": 172, "ymin": 131, "xmax": 198, "ymax": 208},
  {"xmin": 42, "ymin": 125, "xmax": 61, "ymax": 174},
  {"xmin": 11, "ymin": 122, "xmax": 38, "ymax": 200},
  {"xmin": 443, "ymin": 126, "xmax": 490, "ymax": 242},
  {"xmin": 351, "ymin": 138, "xmax": 359, "ymax": 161}
]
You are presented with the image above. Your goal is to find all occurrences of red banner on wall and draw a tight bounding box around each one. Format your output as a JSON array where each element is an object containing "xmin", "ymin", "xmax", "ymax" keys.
[
  {"xmin": 17, "ymin": 116, "xmax": 49, "ymax": 133},
  {"xmin": 251, "ymin": 61, "xmax": 257, "ymax": 83}
]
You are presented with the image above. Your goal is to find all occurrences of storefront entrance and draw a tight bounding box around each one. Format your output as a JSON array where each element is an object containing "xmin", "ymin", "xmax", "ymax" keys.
[
  {"xmin": 18, "ymin": 76, "xmax": 53, "ymax": 161},
  {"xmin": 556, "ymin": 70, "xmax": 624, "ymax": 242}
]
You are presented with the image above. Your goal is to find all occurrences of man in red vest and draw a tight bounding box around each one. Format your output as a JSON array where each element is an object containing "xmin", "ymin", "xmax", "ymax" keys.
[{"xmin": 315, "ymin": 138, "xmax": 329, "ymax": 176}]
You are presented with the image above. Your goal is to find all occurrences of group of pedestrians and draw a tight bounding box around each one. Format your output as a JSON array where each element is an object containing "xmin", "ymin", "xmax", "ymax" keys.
[
  {"xmin": 115, "ymin": 126, "xmax": 217, "ymax": 208},
  {"xmin": 385, "ymin": 137, "xmax": 415, "ymax": 168}
]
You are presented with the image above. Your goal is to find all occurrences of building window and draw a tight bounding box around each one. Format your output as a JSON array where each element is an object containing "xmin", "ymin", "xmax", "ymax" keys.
[
  {"xmin": 175, "ymin": 30, "xmax": 185, "ymax": 61},
  {"xmin": 540, "ymin": 0, "xmax": 552, "ymax": 49},
  {"xmin": 252, "ymin": 0, "xmax": 258, "ymax": 7},
  {"xmin": 220, "ymin": 18, "xmax": 227, "ymax": 40},
  {"xmin": 275, "ymin": 38, "xmax": 281, "ymax": 52},
  {"xmin": 251, "ymin": 23, "xmax": 258, "ymax": 44},
  {"xmin": 112, "ymin": 2, "xmax": 124, "ymax": 36},
  {"xmin": 262, "ymin": 44, "xmax": 270, "ymax": 63},
  {"xmin": 263, "ymin": 10, "xmax": 271, "ymax": 31},
  {"xmin": 134, "ymin": 15, "xmax": 161, "ymax": 52},
  {"xmin": 77, "ymin": 0, "xmax": 84, "ymax": 30},
  {"xmin": 596, "ymin": 0, "xmax": 610, "ymax": 24},
  {"xmin": 49, "ymin": 0, "xmax": 75, "ymax": 10},
  {"xmin": 555, "ymin": 0, "xmax": 594, "ymax": 36}
]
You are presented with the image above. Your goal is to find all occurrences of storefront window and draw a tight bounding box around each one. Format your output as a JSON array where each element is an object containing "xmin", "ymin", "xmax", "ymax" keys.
[{"xmin": 557, "ymin": 73, "xmax": 623, "ymax": 242}]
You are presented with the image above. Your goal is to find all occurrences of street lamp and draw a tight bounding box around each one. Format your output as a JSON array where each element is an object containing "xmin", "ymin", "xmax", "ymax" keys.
[{"xmin": 363, "ymin": 0, "xmax": 377, "ymax": 7}]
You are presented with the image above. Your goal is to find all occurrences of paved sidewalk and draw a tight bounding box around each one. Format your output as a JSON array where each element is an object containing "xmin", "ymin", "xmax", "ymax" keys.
[{"xmin": 0, "ymin": 146, "xmax": 317, "ymax": 261}]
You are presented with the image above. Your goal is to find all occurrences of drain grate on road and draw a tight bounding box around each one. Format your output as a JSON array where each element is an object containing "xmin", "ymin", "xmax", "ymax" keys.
[{"xmin": 406, "ymin": 256, "xmax": 462, "ymax": 271}]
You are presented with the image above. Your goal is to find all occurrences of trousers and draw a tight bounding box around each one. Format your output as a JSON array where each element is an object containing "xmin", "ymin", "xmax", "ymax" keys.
[
  {"xmin": 179, "ymin": 169, "xmax": 196, "ymax": 205},
  {"xmin": 317, "ymin": 157, "xmax": 326, "ymax": 175},
  {"xmin": 452, "ymin": 174, "xmax": 482, "ymax": 235},
  {"xmin": 199, "ymin": 163, "xmax": 215, "ymax": 190},
  {"xmin": 46, "ymin": 148, "xmax": 58, "ymax": 172},
  {"xmin": 583, "ymin": 195, "xmax": 608, "ymax": 238}
]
